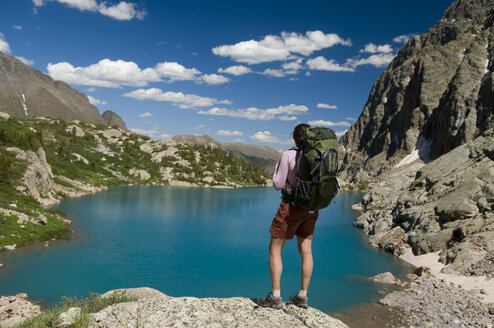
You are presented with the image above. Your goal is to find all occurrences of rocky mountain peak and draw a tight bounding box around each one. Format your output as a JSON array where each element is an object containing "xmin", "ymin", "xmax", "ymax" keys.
[
  {"xmin": 0, "ymin": 52, "xmax": 128, "ymax": 128},
  {"xmin": 339, "ymin": 0, "xmax": 494, "ymax": 182},
  {"xmin": 101, "ymin": 110, "xmax": 127, "ymax": 130}
]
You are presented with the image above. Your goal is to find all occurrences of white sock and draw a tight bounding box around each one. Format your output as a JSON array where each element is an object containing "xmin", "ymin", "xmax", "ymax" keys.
[
  {"xmin": 272, "ymin": 289, "xmax": 281, "ymax": 298},
  {"xmin": 298, "ymin": 289, "xmax": 307, "ymax": 298}
]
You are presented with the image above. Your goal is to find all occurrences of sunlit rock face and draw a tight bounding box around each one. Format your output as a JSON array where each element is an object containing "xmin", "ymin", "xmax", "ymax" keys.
[{"xmin": 339, "ymin": 0, "xmax": 494, "ymax": 183}]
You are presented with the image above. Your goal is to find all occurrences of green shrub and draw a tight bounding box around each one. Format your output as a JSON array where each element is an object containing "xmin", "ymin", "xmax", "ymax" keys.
[{"xmin": 18, "ymin": 291, "xmax": 137, "ymax": 328}]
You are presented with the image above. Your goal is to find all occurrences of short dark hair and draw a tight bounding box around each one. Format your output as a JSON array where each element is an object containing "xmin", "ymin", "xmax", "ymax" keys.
[{"xmin": 293, "ymin": 123, "xmax": 310, "ymax": 147}]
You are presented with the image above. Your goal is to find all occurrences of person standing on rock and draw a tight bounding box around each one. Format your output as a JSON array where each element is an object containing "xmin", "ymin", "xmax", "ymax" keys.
[{"xmin": 253, "ymin": 123, "xmax": 318, "ymax": 309}]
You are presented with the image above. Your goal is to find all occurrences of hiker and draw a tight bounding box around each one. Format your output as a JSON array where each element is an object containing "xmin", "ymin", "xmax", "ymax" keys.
[{"xmin": 254, "ymin": 123, "xmax": 317, "ymax": 309}]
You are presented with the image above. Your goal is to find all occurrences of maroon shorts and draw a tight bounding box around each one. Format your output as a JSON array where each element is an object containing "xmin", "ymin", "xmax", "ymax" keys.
[{"xmin": 269, "ymin": 202, "xmax": 319, "ymax": 240}]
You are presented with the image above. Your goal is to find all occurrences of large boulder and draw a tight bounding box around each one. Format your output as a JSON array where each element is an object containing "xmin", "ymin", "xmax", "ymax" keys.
[
  {"xmin": 90, "ymin": 289, "xmax": 348, "ymax": 328},
  {"xmin": 0, "ymin": 294, "xmax": 41, "ymax": 327}
]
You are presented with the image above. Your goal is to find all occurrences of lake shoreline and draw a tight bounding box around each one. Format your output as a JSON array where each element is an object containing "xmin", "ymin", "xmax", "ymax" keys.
[
  {"xmin": 332, "ymin": 233, "xmax": 494, "ymax": 327},
  {"xmin": 0, "ymin": 188, "xmax": 410, "ymax": 327}
]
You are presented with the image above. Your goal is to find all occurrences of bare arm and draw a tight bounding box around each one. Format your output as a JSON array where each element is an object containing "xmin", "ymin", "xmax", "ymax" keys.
[{"xmin": 272, "ymin": 152, "xmax": 289, "ymax": 190}]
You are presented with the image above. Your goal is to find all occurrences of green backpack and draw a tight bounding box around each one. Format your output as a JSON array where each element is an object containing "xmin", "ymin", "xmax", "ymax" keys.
[{"xmin": 282, "ymin": 127, "xmax": 339, "ymax": 210}]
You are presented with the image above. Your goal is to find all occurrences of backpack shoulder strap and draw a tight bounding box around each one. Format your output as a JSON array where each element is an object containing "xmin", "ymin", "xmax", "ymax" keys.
[{"xmin": 294, "ymin": 147, "xmax": 302, "ymax": 178}]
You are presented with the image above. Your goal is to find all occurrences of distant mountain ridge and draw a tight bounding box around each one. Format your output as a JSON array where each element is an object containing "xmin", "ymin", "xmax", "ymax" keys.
[
  {"xmin": 339, "ymin": 0, "xmax": 494, "ymax": 182},
  {"xmin": 223, "ymin": 142, "xmax": 281, "ymax": 173},
  {"xmin": 0, "ymin": 52, "xmax": 126, "ymax": 129},
  {"xmin": 172, "ymin": 134, "xmax": 281, "ymax": 172},
  {"xmin": 172, "ymin": 134, "xmax": 222, "ymax": 147}
]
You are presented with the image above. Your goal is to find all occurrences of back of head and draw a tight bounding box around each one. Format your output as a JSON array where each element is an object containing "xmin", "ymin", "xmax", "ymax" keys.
[{"xmin": 293, "ymin": 123, "xmax": 310, "ymax": 148}]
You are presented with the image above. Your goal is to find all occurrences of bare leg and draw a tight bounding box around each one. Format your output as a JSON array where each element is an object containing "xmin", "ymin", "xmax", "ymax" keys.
[
  {"xmin": 297, "ymin": 236, "xmax": 313, "ymax": 291},
  {"xmin": 269, "ymin": 237, "xmax": 286, "ymax": 291}
]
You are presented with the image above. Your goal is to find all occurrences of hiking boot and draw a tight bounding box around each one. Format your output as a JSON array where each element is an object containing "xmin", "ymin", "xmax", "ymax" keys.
[
  {"xmin": 288, "ymin": 294, "xmax": 309, "ymax": 309},
  {"xmin": 252, "ymin": 292, "xmax": 283, "ymax": 309}
]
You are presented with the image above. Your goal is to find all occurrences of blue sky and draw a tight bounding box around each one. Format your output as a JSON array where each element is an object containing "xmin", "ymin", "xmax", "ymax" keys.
[{"xmin": 0, "ymin": 0, "xmax": 454, "ymax": 149}]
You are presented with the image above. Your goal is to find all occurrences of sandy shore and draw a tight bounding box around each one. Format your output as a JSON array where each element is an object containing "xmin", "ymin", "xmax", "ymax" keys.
[{"xmin": 399, "ymin": 248, "xmax": 494, "ymax": 304}]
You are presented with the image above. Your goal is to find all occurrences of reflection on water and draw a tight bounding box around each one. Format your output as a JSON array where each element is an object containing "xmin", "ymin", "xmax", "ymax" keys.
[{"xmin": 0, "ymin": 186, "xmax": 410, "ymax": 313}]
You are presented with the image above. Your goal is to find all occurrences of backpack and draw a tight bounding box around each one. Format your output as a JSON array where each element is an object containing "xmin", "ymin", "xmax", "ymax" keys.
[{"xmin": 282, "ymin": 127, "xmax": 339, "ymax": 210}]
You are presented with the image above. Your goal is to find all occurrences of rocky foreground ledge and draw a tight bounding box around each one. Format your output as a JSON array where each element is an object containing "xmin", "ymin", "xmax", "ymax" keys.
[
  {"xmin": 91, "ymin": 288, "xmax": 347, "ymax": 328},
  {"xmin": 1, "ymin": 288, "xmax": 348, "ymax": 328}
]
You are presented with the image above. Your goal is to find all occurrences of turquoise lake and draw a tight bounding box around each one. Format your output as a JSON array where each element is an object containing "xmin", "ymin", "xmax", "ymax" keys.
[{"xmin": 0, "ymin": 186, "xmax": 410, "ymax": 314}]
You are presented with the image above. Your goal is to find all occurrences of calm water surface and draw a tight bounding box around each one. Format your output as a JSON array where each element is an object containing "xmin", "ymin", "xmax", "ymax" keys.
[{"xmin": 0, "ymin": 186, "xmax": 410, "ymax": 314}]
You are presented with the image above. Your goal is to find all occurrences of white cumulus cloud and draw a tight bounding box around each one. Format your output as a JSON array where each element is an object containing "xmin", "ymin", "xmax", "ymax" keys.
[
  {"xmin": 359, "ymin": 43, "xmax": 393, "ymax": 54},
  {"xmin": 47, "ymin": 59, "xmax": 161, "ymax": 87},
  {"xmin": 191, "ymin": 124, "xmax": 205, "ymax": 131},
  {"xmin": 250, "ymin": 131, "xmax": 292, "ymax": 144},
  {"xmin": 282, "ymin": 58, "xmax": 303, "ymax": 75},
  {"xmin": 46, "ymin": 59, "xmax": 216, "ymax": 87},
  {"xmin": 346, "ymin": 117, "xmax": 357, "ymax": 121},
  {"xmin": 15, "ymin": 56, "xmax": 34, "ymax": 66},
  {"xmin": 250, "ymin": 131, "xmax": 279, "ymax": 143},
  {"xmin": 200, "ymin": 73, "xmax": 230, "ymax": 85},
  {"xmin": 393, "ymin": 34, "xmax": 415, "ymax": 44},
  {"xmin": 158, "ymin": 133, "xmax": 171, "ymax": 139},
  {"xmin": 308, "ymin": 120, "xmax": 352, "ymax": 127},
  {"xmin": 138, "ymin": 112, "xmax": 153, "ymax": 118},
  {"xmin": 212, "ymin": 30, "xmax": 351, "ymax": 64},
  {"xmin": 12, "ymin": 25, "xmax": 22, "ymax": 30},
  {"xmin": 317, "ymin": 103, "xmax": 337, "ymax": 109},
  {"xmin": 198, "ymin": 104, "xmax": 308, "ymax": 121},
  {"xmin": 155, "ymin": 61, "xmax": 201, "ymax": 81},
  {"xmin": 306, "ymin": 56, "xmax": 354, "ymax": 72},
  {"xmin": 262, "ymin": 69, "xmax": 285, "ymax": 78},
  {"xmin": 32, "ymin": 0, "xmax": 146, "ymax": 20},
  {"xmin": 335, "ymin": 129, "xmax": 348, "ymax": 137},
  {"xmin": 123, "ymin": 88, "xmax": 232, "ymax": 109},
  {"xmin": 217, "ymin": 130, "xmax": 243, "ymax": 136},
  {"xmin": 87, "ymin": 95, "xmax": 107, "ymax": 105},
  {"xmin": 346, "ymin": 53, "xmax": 395, "ymax": 68},
  {"xmin": 218, "ymin": 65, "xmax": 252, "ymax": 76},
  {"xmin": 0, "ymin": 33, "xmax": 12, "ymax": 54},
  {"xmin": 98, "ymin": 1, "xmax": 146, "ymax": 20}
]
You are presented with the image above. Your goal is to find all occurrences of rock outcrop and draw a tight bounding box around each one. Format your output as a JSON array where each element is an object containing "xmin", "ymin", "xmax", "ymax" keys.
[
  {"xmin": 339, "ymin": 0, "xmax": 494, "ymax": 183},
  {"xmin": 90, "ymin": 288, "xmax": 348, "ymax": 328},
  {"xmin": 354, "ymin": 130, "xmax": 494, "ymax": 275},
  {"xmin": 101, "ymin": 110, "xmax": 127, "ymax": 130},
  {"xmin": 0, "ymin": 293, "xmax": 41, "ymax": 328}
]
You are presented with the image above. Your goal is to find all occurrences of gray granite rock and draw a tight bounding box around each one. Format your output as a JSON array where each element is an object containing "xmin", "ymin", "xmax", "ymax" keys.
[
  {"xmin": 371, "ymin": 272, "xmax": 397, "ymax": 284},
  {"xmin": 354, "ymin": 131, "xmax": 494, "ymax": 275},
  {"xmin": 58, "ymin": 307, "xmax": 81, "ymax": 327},
  {"xmin": 0, "ymin": 294, "xmax": 41, "ymax": 327},
  {"xmin": 380, "ymin": 276, "xmax": 494, "ymax": 328},
  {"xmin": 89, "ymin": 294, "xmax": 348, "ymax": 328},
  {"xmin": 339, "ymin": 0, "xmax": 494, "ymax": 184}
]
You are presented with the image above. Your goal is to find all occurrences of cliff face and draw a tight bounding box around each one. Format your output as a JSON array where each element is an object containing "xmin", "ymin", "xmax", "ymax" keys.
[
  {"xmin": 0, "ymin": 52, "xmax": 127, "ymax": 126},
  {"xmin": 339, "ymin": 0, "xmax": 494, "ymax": 182},
  {"xmin": 355, "ymin": 129, "xmax": 494, "ymax": 275}
]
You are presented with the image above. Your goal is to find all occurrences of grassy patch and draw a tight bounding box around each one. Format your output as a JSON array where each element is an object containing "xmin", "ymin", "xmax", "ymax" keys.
[
  {"xmin": 0, "ymin": 213, "xmax": 71, "ymax": 248},
  {"xmin": 17, "ymin": 291, "xmax": 137, "ymax": 328}
]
